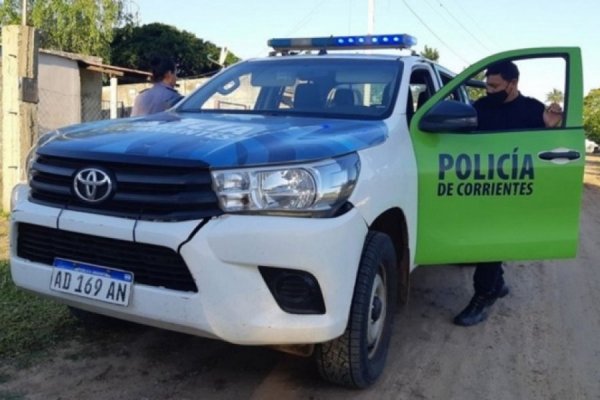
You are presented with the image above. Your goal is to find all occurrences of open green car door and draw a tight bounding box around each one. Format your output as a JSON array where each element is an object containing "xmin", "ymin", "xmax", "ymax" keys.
[{"xmin": 412, "ymin": 47, "xmax": 584, "ymax": 265}]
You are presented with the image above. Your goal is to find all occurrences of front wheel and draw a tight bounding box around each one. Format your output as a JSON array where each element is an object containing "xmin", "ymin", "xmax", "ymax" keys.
[{"xmin": 315, "ymin": 231, "xmax": 398, "ymax": 388}]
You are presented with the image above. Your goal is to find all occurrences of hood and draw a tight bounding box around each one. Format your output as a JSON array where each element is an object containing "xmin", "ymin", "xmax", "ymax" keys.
[{"xmin": 38, "ymin": 112, "xmax": 388, "ymax": 168}]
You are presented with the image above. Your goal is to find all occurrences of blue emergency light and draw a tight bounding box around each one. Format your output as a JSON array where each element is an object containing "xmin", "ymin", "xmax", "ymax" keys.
[{"xmin": 268, "ymin": 34, "xmax": 417, "ymax": 53}]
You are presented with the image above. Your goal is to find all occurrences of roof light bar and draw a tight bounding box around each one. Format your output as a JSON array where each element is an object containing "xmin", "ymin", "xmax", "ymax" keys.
[{"xmin": 268, "ymin": 34, "xmax": 417, "ymax": 52}]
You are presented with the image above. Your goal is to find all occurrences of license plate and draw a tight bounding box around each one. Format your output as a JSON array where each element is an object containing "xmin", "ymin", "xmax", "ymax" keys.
[{"xmin": 50, "ymin": 258, "xmax": 133, "ymax": 306}]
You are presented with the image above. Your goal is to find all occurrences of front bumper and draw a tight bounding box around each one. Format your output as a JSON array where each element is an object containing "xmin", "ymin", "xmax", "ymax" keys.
[{"xmin": 10, "ymin": 184, "xmax": 368, "ymax": 345}]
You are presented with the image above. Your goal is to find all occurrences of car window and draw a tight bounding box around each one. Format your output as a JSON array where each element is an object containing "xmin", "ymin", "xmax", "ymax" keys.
[
  {"xmin": 178, "ymin": 58, "xmax": 403, "ymax": 120},
  {"xmin": 439, "ymin": 72, "xmax": 468, "ymax": 103},
  {"xmin": 409, "ymin": 68, "xmax": 436, "ymax": 112}
]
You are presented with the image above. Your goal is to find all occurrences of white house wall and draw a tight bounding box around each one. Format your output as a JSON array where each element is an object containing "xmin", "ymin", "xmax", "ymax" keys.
[{"xmin": 38, "ymin": 52, "xmax": 81, "ymax": 132}]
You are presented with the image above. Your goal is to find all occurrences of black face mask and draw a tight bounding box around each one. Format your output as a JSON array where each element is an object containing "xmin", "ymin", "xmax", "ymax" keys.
[{"xmin": 486, "ymin": 89, "xmax": 509, "ymax": 105}]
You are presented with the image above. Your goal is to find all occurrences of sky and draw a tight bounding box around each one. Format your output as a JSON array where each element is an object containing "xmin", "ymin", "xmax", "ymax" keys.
[{"xmin": 133, "ymin": 0, "xmax": 599, "ymax": 100}]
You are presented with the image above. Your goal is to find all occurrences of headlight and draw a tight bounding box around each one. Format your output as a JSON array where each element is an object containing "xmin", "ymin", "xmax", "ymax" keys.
[
  {"xmin": 212, "ymin": 153, "xmax": 360, "ymax": 217},
  {"xmin": 24, "ymin": 130, "xmax": 61, "ymax": 181}
]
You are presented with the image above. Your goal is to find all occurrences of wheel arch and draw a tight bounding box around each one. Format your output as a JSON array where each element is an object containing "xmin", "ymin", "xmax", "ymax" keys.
[{"xmin": 369, "ymin": 208, "xmax": 410, "ymax": 305}]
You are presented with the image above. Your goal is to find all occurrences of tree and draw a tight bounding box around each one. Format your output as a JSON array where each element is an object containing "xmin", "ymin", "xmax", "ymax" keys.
[
  {"xmin": 584, "ymin": 88, "xmax": 600, "ymax": 143},
  {"xmin": 0, "ymin": 0, "xmax": 134, "ymax": 62},
  {"xmin": 110, "ymin": 23, "xmax": 239, "ymax": 79},
  {"xmin": 420, "ymin": 45, "xmax": 439, "ymax": 62},
  {"xmin": 466, "ymin": 71, "xmax": 486, "ymax": 102},
  {"xmin": 546, "ymin": 88, "xmax": 564, "ymax": 104}
]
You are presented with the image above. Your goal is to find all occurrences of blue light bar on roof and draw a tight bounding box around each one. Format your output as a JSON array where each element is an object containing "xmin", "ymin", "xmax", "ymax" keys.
[{"xmin": 268, "ymin": 34, "xmax": 417, "ymax": 52}]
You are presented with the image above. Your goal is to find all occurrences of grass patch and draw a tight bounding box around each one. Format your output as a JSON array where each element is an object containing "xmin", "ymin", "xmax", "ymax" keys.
[
  {"xmin": 0, "ymin": 372, "xmax": 11, "ymax": 383},
  {"xmin": 0, "ymin": 261, "xmax": 78, "ymax": 364},
  {"xmin": 0, "ymin": 391, "xmax": 26, "ymax": 400}
]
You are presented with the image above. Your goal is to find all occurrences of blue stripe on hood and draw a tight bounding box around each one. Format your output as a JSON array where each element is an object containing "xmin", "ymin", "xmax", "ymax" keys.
[{"xmin": 39, "ymin": 112, "xmax": 388, "ymax": 168}]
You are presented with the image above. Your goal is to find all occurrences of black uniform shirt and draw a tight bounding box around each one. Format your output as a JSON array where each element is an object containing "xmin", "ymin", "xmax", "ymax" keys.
[{"xmin": 474, "ymin": 93, "xmax": 545, "ymax": 132}]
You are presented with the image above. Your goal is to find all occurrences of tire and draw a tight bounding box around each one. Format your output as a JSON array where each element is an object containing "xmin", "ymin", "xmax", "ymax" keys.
[{"xmin": 315, "ymin": 231, "xmax": 398, "ymax": 388}]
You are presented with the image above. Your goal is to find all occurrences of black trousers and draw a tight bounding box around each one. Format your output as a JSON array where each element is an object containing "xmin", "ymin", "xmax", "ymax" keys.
[{"xmin": 474, "ymin": 261, "xmax": 504, "ymax": 296}]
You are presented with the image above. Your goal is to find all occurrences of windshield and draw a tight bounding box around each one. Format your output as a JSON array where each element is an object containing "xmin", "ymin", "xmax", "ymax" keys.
[{"xmin": 178, "ymin": 58, "xmax": 403, "ymax": 120}]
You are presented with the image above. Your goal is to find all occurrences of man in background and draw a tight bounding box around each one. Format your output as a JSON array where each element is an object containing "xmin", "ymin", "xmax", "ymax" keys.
[{"xmin": 131, "ymin": 57, "xmax": 183, "ymax": 116}]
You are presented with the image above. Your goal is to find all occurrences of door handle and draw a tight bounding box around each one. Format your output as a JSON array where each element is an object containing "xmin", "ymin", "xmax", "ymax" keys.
[{"xmin": 538, "ymin": 150, "xmax": 580, "ymax": 161}]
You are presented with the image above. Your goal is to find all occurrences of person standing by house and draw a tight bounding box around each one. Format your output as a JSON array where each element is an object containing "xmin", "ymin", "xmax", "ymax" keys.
[
  {"xmin": 453, "ymin": 60, "xmax": 563, "ymax": 327},
  {"xmin": 131, "ymin": 57, "xmax": 183, "ymax": 116}
]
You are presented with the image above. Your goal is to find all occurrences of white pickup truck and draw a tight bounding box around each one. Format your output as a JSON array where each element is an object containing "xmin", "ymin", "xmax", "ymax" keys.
[{"xmin": 10, "ymin": 34, "xmax": 584, "ymax": 387}]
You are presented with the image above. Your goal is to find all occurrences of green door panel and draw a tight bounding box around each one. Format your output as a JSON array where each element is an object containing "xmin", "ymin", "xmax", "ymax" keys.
[{"xmin": 411, "ymin": 47, "xmax": 584, "ymax": 265}]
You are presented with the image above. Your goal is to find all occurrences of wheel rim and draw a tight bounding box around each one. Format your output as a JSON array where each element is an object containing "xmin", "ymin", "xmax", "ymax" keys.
[{"xmin": 367, "ymin": 265, "xmax": 387, "ymax": 359}]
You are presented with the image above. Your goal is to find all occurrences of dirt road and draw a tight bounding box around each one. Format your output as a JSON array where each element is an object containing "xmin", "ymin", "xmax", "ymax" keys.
[{"xmin": 2, "ymin": 156, "xmax": 600, "ymax": 400}]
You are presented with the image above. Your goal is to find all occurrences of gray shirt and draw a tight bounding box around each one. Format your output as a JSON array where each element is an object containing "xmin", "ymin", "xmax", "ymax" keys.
[{"xmin": 131, "ymin": 82, "xmax": 183, "ymax": 116}]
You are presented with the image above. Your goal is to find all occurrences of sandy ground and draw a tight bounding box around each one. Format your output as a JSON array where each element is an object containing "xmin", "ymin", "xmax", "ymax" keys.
[{"xmin": 1, "ymin": 155, "xmax": 600, "ymax": 400}]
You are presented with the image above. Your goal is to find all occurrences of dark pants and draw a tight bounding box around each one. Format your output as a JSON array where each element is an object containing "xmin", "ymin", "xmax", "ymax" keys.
[{"xmin": 474, "ymin": 261, "xmax": 504, "ymax": 296}]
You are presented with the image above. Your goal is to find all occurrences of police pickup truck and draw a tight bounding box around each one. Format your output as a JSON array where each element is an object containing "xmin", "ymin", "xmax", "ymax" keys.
[{"xmin": 9, "ymin": 34, "xmax": 584, "ymax": 388}]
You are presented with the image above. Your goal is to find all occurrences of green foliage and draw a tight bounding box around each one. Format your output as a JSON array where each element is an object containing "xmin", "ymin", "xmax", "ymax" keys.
[
  {"xmin": 546, "ymin": 88, "xmax": 564, "ymax": 104},
  {"xmin": 584, "ymin": 88, "xmax": 600, "ymax": 143},
  {"xmin": 0, "ymin": 0, "xmax": 20, "ymax": 24},
  {"xmin": 0, "ymin": 0, "xmax": 134, "ymax": 62},
  {"xmin": 225, "ymin": 51, "xmax": 240, "ymax": 66},
  {"xmin": 420, "ymin": 45, "xmax": 439, "ymax": 62},
  {"xmin": 0, "ymin": 261, "xmax": 76, "ymax": 363},
  {"xmin": 111, "ymin": 23, "xmax": 240, "ymax": 78}
]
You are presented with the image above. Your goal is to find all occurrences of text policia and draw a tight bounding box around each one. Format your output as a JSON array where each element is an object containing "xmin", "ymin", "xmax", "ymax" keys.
[{"xmin": 437, "ymin": 149, "xmax": 535, "ymax": 197}]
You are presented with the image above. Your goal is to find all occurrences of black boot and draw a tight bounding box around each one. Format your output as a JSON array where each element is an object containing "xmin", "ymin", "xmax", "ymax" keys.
[{"xmin": 453, "ymin": 286, "xmax": 509, "ymax": 327}]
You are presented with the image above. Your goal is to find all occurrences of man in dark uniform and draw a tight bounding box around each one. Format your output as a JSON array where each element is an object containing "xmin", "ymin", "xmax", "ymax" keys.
[
  {"xmin": 453, "ymin": 61, "xmax": 563, "ymax": 326},
  {"xmin": 131, "ymin": 57, "xmax": 184, "ymax": 116}
]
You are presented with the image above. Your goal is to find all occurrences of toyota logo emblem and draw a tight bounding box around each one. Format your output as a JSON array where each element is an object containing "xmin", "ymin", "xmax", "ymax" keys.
[{"xmin": 73, "ymin": 168, "xmax": 113, "ymax": 203}]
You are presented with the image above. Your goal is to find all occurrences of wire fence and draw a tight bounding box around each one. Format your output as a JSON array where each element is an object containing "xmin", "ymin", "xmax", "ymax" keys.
[
  {"xmin": 37, "ymin": 88, "xmax": 127, "ymax": 137},
  {"xmin": 99, "ymin": 100, "xmax": 129, "ymax": 119},
  {"xmin": 36, "ymin": 77, "xmax": 209, "ymax": 138}
]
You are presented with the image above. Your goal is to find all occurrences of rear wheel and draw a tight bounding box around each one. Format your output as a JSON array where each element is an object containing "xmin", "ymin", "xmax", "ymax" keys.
[{"xmin": 315, "ymin": 231, "xmax": 398, "ymax": 388}]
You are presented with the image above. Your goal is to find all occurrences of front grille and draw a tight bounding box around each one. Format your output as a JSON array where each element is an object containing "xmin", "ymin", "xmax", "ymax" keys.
[
  {"xmin": 29, "ymin": 154, "xmax": 223, "ymax": 221},
  {"xmin": 17, "ymin": 223, "xmax": 198, "ymax": 292}
]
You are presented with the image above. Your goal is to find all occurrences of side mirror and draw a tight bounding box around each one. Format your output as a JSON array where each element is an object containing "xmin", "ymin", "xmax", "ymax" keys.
[{"xmin": 419, "ymin": 100, "xmax": 478, "ymax": 133}]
